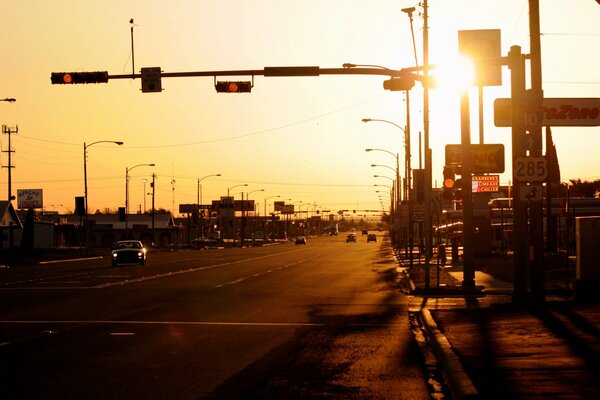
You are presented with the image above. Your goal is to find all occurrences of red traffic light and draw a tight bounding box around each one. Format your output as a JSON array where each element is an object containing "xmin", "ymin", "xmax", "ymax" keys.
[
  {"xmin": 51, "ymin": 71, "xmax": 109, "ymax": 84},
  {"xmin": 215, "ymin": 81, "xmax": 252, "ymax": 93},
  {"xmin": 443, "ymin": 166, "xmax": 455, "ymax": 189}
]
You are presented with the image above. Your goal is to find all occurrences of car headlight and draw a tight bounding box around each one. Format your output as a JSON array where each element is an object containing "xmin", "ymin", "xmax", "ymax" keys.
[
  {"xmin": 137, "ymin": 252, "xmax": 143, "ymax": 258},
  {"xmin": 112, "ymin": 253, "xmax": 118, "ymax": 258}
]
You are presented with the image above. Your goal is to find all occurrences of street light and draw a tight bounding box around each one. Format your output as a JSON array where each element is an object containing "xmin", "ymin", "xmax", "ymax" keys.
[
  {"xmin": 363, "ymin": 119, "xmax": 409, "ymax": 201},
  {"xmin": 126, "ymin": 163, "xmax": 155, "ymax": 236},
  {"xmin": 264, "ymin": 195, "xmax": 280, "ymax": 217},
  {"xmin": 246, "ymin": 189, "xmax": 264, "ymax": 215},
  {"xmin": 1, "ymin": 98, "xmax": 16, "ymax": 103},
  {"xmin": 198, "ymin": 173, "xmax": 221, "ymax": 206},
  {"xmin": 227, "ymin": 183, "xmax": 247, "ymax": 197},
  {"xmin": 365, "ymin": 118, "xmax": 414, "ymax": 267},
  {"xmin": 197, "ymin": 173, "xmax": 221, "ymax": 240},
  {"xmin": 83, "ymin": 140, "xmax": 123, "ymax": 245},
  {"xmin": 141, "ymin": 179, "xmax": 147, "ymax": 213}
]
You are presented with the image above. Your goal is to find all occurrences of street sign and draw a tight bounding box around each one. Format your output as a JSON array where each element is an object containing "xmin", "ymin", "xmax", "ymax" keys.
[
  {"xmin": 458, "ymin": 29, "xmax": 502, "ymax": 87},
  {"xmin": 519, "ymin": 184, "xmax": 543, "ymax": 202},
  {"xmin": 141, "ymin": 67, "xmax": 162, "ymax": 93},
  {"xmin": 514, "ymin": 156, "xmax": 547, "ymax": 182},
  {"xmin": 445, "ymin": 144, "xmax": 505, "ymax": 173},
  {"xmin": 494, "ymin": 97, "xmax": 600, "ymax": 127},
  {"xmin": 521, "ymin": 90, "xmax": 544, "ymax": 131},
  {"xmin": 264, "ymin": 66, "xmax": 320, "ymax": 77},
  {"xmin": 518, "ymin": 132, "xmax": 542, "ymax": 152},
  {"xmin": 472, "ymin": 175, "xmax": 500, "ymax": 192}
]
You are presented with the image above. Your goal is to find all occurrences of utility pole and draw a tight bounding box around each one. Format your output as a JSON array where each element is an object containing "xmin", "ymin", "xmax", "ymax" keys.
[
  {"xmin": 151, "ymin": 173, "xmax": 156, "ymax": 245},
  {"xmin": 422, "ymin": 0, "xmax": 433, "ymax": 289},
  {"xmin": 528, "ymin": 0, "xmax": 545, "ymax": 302},
  {"xmin": 2, "ymin": 125, "xmax": 17, "ymax": 259},
  {"xmin": 2, "ymin": 125, "xmax": 18, "ymax": 202}
]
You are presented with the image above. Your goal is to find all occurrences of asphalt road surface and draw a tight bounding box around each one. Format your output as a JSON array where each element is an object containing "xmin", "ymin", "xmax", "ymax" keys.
[{"xmin": 0, "ymin": 235, "xmax": 429, "ymax": 399}]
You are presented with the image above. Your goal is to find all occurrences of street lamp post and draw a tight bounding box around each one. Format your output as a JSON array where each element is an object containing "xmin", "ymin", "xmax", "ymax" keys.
[
  {"xmin": 126, "ymin": 163, "xmax": 155, "ymax": 238},
  {"xmin": 226, "ymin": 184, "xmax": 248, "ymax": 241},
  {"xmin": 366, "ymin": 148, "xmax": 402, "ymax": 248},
  {"xmin": 246, "ymin": 189, "xmax": 264, "ymax": 245},
  {"xmin": 83, "ymin": 140, "xmax": 123, "ymax": 248},
  {"xmin": 197, "ymin": 173, "xmax": 221, "ymax": 240},
  {"xmin": 264, "ymin": 195, "xmax": 280, "ymax": 242},
  {"xmin": 227, "ymin": 184, "xmax": 248, "ymax": 197}
]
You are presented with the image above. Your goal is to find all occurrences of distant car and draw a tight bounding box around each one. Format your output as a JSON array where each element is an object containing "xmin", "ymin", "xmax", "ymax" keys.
[
  {"xmin": 111, "ymin": 240, "xmax": 147, "ymax": 266},
  {"xmin": 361, "ymin": 230, "xmax": 368, "ymax": 236},
  {"xmin": 295, "ymin": 236, "xmax": 307, "ymax": 245},
  {"xmin": 346, "ymin": 233, "xmax": 357, "ymax": 243},
  {"xmin": 367, "ymin": 234, "xmax": 377, "ymax": 243}
]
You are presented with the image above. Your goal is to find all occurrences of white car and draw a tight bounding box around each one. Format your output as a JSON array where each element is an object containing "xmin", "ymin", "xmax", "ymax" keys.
[{"xmin": 111, "ymin": 240, "xmax": 147, "ymax": 266}]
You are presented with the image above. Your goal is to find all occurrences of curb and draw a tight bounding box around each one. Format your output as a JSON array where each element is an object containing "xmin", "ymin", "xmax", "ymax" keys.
[{"xmin": 420, "ymin": 308, "xmax": 479, "ymax": 400}]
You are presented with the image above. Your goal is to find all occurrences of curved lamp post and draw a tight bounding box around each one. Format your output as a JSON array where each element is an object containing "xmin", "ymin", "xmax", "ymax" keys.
[
  {"xmin": 126, "ymin": 163, "xmax": 155, "ymax": 236},
  {"xmin": 196, "ymin": 173, "xmax": 221, "ymax": 240},
  {"xmin": 227, "ymin": 183, "xmax": 248, "ymax": 197},
  {"xmin": 83, "ymin": 140, "xmax": 123, "ymax": 248},
  {"xmin": 84, "ymin": 141, "xmax": 124, "ymax": 216}
]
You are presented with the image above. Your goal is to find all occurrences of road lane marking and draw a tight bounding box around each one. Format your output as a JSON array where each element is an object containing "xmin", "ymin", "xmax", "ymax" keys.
[
  {"xmin": 213, "ymin": 254, "xmax": 321, "ymax": 289},
  {"xmin": 110, "ymin": 332, "xmax": 136, "ymax": 336},
  {"xmin": 0, "ymin": 320, "xmax": 402, "ymax": 327},
  {"xmin": 93, "ymin": 247, "xmax": 313, "ymax": 289}
]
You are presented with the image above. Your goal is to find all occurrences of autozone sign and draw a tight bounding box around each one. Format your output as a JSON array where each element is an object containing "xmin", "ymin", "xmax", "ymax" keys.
[
  {"xmin": 445, "ymin": 144, "xmax": 505, "ymax": 173},
  {"xmin": 494, "ymin": 97, "xmax": 600, "ymax": 127}
]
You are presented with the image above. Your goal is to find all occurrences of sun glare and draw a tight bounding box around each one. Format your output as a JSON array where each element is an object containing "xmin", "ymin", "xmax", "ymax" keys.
[{"xmin": 431, "ymin": 56, "xmax": 476, "ymax": 92}]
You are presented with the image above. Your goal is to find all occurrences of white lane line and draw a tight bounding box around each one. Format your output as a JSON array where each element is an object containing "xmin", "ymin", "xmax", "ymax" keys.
[
  {"xmin": 110, "ymin": 332, "xmax": 136, "ymax": 336},
  {"xmin": 93, "ymin": 247, "xmax": 310, "ymax": 289},
  {"xmin": 0, "ymin": 320, "xmax": 325, "ymax": 327},
  {"xmin": 213, "ymin": 255, "xmax": 319, "ymax": 289}
]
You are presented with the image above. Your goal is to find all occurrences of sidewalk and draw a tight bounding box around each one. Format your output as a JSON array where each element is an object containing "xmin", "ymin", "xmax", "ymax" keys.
[{"xmin": 404, "ymin": 261, "xmax": 600, "ymax": 400}]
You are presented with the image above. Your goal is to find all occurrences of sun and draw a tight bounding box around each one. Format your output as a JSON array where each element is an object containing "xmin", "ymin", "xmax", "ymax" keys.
[{"xmin": 430, "ymin": 56, "xmax": 476, "ymax": 92}]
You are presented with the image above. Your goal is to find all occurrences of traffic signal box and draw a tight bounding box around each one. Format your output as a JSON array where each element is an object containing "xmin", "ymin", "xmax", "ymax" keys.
[
  {"xmin": 51, "ymin": 71, "xmax": 109, "ymax": 84},
  {"xmin": 383, "ymin": 76, "xmax": 415, "ymax": 91},
  {"xmin": 215, "ymin": 81, "xmax": 252, "ymax": 93},
  {"xmin": 442, "ymin": 166, "xmax": 455, "ymax": 200}
]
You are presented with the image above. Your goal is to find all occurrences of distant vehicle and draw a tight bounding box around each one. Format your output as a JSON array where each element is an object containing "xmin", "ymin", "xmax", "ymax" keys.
[
  {"xmin": 327, "ymin": 223, "xmax": 339, "ymax": 236},
  {"xmin": 191, "ymin": 236, "xmax": 220, "ymax": 246},
  {"xmin": 295, "ymin": 236, "xmax": 307, "ymax": 245},
  {"xmin": 111, "ymin": 240, "xmax": 147, "ymax": 267},
  {"xmin": 367, "ymin": 234, "xmax": 377, "ymax": 243},
  {"xmin": 361, "ymin": 229, "xmax": 368, "ymax": 236},
  {"xmin": 346, "ymin": 233, "xmax": 357, "ymax": 243}
]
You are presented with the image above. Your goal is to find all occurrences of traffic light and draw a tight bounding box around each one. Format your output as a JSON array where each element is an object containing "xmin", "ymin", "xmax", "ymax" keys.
[
  {"xmin": 383, "ymin": 76, "xmax": 415, "ymax": 91},
  {"xmin": 442, "ymin": 166, "xmax": 455, "ymax": 200},
  {"xmin": 51, "ymin": 71, "xmax": 109, "ymax": 84},
  {"xmin": 141, "ymin": 67, "xmax": 162, "ymax": 93},
  {"xmin": 215, "ymin": 81, "xmax": 252, "ymax": 93}
]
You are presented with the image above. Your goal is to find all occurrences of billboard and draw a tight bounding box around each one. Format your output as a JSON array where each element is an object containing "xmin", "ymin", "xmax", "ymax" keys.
[
  {"xmin": 17, "ymin": 189, "xmax": 43, "ymax": 209},
  {"xmin": 472, "ymin": 175, "xmax": 500, "ymax": 193},
  {"xmin": 494, "ymin": 97, "xmax": 600, "ymax": 127},
  {"xmin": 445, "ymin": 144, "xmax": 505, "ymax": 173},
  {"xmin": 274, "ymin": 201, "xmax": 285, "ymax": 212},
  {"xmin": 458, "ymin": 29, "xmax": 502, "ymax": 87}
]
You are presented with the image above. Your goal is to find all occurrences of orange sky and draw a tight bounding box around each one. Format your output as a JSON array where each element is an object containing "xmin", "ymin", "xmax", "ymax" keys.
[{"xmin": 1, "ymin": 0, "xmax": 599, "ymax": 215}]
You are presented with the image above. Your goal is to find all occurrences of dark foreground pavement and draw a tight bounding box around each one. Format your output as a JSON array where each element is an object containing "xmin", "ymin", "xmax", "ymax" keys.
[{"xmin": 405, "ymin": 261, "xmax": 600, "ymax": 400}]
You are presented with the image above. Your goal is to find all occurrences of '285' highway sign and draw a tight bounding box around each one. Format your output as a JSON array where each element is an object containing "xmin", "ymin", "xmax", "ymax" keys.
[{"xmin": 494, "ymin": 97, "xmax": 600, "ymax": 127}]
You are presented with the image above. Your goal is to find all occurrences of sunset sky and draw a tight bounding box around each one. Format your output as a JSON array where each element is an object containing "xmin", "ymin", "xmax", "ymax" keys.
[{"xmin": 1, "ymin": 0, "xmax": 599, "ymax": 216}]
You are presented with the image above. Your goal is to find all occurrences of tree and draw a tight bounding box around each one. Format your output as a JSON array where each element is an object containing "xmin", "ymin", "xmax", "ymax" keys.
[{"xmin": 567, "ymin": 178, "xmax": 600, "ymax": 198}]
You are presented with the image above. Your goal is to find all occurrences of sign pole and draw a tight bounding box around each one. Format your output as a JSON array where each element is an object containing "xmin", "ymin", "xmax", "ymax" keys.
[
  {"xmin": 509, "ymin": 46, "xmax": 529, "ymax": 301},
  {"xmin": 460, "ymin": 90, "xmax": 475, "ymax": 289}
]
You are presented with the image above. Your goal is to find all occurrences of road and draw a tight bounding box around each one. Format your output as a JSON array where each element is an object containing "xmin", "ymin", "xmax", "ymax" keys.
[{"xmin": 0, "ymin": 235, "xmax": 429, "ymax": 399}]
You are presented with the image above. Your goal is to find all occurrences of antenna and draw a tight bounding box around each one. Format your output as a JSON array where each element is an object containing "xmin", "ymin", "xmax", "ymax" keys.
[{"xmin": 130, "ymin": 18, "xmax": 136, "ymax": 79}]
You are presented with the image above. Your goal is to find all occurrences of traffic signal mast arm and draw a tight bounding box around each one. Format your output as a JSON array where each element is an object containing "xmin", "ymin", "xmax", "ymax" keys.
[
  {"xmin": 106, "ymin": 66, "xmax": 410, "ymax": 80},
  {"xmin": 53, "ymin": 66, "xmax": 414, "ymax": 84}
]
